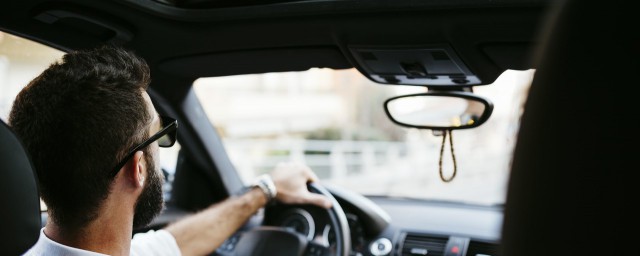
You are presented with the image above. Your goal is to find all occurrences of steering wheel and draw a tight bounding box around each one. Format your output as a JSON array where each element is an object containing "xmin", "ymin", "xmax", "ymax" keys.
[{"xmin": 231, "ymin": 183, "xmax": 351, "ymax": 256}]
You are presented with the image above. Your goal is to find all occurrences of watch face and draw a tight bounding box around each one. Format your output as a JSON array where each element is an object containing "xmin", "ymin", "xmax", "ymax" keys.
[{"xmin": 254, "ymin": 174, "xmax": 276, "ymax": 200}]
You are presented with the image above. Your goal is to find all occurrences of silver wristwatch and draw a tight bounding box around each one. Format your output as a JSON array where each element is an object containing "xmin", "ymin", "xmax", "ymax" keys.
[{"xmin": 251, "ymin": 174, "xmax": 277, "ymax": 201}]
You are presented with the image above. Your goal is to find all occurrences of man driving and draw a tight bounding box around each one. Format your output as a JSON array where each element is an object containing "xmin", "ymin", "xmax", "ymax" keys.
[{"xmin": 9, "ymin": 45, "xmax": 331, "ymax": 255}]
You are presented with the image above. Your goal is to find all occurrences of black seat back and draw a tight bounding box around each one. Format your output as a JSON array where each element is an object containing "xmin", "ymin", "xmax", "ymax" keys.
[
  {"xmin": 502, "ymin": 0, "xmax": 637, "ymax": 255},
  {"xmin": 0, "ymin": 120, "xmax": 41, "ymax": 254}
]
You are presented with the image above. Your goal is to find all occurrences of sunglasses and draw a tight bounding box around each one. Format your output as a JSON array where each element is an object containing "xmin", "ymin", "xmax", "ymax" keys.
[{"xmin": 110, "ymin": 115, "xmax": 178, "ymax": 177}]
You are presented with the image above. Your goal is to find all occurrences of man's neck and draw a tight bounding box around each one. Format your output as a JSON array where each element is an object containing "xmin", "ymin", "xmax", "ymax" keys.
[{"xmin": 44, "ymin": 201, "xmax": 135, "ymax": 255}]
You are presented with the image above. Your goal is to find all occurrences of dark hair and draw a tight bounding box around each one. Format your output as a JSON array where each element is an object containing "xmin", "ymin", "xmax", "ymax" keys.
[{"xmin": 8, "ymin": 45, "xmax": 152, "ymax": 230}]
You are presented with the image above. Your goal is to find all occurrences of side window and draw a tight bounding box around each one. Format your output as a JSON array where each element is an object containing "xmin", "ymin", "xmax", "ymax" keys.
[
  {"xmin": 159, "ymin": 142, "xmax": 180, "ymax": 200},
  {"xmin": 0, "ymin": 31, "xmax": 64, "ymax": 121}
]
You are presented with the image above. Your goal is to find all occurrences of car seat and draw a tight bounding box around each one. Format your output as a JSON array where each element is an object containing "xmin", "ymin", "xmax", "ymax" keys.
[
  {"xmin": 0, "ymin": 120, "xmax": 41, "ymax": 255},
  {"xmin": 501, "ymin": 0, "xmax": 636, "ymax": 255}
]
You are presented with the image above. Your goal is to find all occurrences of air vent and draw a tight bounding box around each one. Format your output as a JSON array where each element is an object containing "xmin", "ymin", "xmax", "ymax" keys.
[
  {"xmin": 400, "ymin": 233, "xmax": 448, "ymax": 256},
  {"xmin": 466, "ymin": 241, "xmax": 500, "ymax": 256}
]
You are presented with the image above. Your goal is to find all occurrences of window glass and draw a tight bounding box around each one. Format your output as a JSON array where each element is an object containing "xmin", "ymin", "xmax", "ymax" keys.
[
  {"xmin": 160, "ymin": 142, "xmax": 181, "ymax": 200},
  {"xmin": 0, "ymin": 31, "xmax": 64, "ymax": 121},
  {"xmin": 193, "ymin": 68, "xmax": 533, "ymax": 205}
]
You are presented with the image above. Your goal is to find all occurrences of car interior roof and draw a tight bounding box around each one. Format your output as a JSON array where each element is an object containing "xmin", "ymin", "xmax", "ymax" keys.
[{"xmin": 2, "ymin": 0, "xmax": 552, "ymax": 93}]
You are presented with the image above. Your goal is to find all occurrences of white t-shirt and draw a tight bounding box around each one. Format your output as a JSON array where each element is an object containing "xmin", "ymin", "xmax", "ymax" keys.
[{"xmin": 23, "ymin": 228, "xmax": 182, "ymax": 256}]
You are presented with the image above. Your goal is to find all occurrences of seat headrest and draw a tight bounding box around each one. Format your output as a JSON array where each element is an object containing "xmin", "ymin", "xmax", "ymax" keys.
[
  {"xmin": 0, "ymin": 120, "xmax": 41, "ymax": 254},
  {"xmin": 502, "ymin": 0, "xmax": 637, "ymax": 255}
]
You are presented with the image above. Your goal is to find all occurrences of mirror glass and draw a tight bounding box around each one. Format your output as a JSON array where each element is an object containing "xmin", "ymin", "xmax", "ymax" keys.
[{"xmin": 385, "ymin": 94, "xmax": 488, "ymax": 129}]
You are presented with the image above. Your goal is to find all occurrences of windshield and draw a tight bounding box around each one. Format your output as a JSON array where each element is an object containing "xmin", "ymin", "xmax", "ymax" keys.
[{"xmin": 193, "ymin": 68, "xmax": 533, "ymax": 205}]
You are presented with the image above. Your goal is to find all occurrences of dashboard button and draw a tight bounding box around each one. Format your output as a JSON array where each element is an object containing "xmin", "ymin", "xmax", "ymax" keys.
[{"xmin": 369, "ymin": 238, "xmax": 392, "ymax": 256}]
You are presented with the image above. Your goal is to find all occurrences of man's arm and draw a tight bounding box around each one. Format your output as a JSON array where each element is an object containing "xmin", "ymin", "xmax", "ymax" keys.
[
  {"xmin": 164, "ymin": 162, "xmax": 332, "ymax": 256},
  {"xmin": 164, "ymin": 188, "xmax": 266, "ymax": 256}
]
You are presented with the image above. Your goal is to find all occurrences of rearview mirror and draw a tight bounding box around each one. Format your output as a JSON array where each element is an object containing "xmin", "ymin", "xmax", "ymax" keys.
[{"xmin": 384, "ymin": 92, "xmax": 493, "ymax": 130}]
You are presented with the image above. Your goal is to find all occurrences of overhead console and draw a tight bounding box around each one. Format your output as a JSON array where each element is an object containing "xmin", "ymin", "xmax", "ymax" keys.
[{"xmin": 349, "ymin": 45, "xmax": 481, "ymax": 87}]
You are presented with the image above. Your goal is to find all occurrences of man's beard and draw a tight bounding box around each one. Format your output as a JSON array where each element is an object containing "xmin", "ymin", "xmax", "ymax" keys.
[{"xmin": 132, "ymin": 150, "xmax": 165, "ymax": 229}]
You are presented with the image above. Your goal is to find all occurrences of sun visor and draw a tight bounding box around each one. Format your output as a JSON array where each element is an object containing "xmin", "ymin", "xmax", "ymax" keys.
[{"xmin": 158, "ymin": 47, "xmax": 351, "ymax": 78}]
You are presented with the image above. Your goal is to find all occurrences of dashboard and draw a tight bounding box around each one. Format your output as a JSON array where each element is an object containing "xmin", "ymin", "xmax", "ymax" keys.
[
  {"xmin": 214, "ymin": 185, "xmax": 503, "ymax": 256},
  {"xmin": 367, "ymin": 197, "xmax": 503, "ymax": 256}
]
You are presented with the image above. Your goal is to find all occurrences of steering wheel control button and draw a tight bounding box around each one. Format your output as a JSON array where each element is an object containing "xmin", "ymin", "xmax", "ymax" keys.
[
  {"xmin": 369, "ymin": 238, "xmax": 392, "ymax": 256},
  {"xmin": 305, "ymin": 242, "xmax": 329, "ymax": 256},
  {"xmin": 216, "ymin": 233, "xmax": 241, "ymax": 255}
]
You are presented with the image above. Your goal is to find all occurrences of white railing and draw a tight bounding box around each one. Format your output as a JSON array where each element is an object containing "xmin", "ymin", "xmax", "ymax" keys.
[{"xmin": 223, "ymin": 139, "xmax": 410, "ymax": 180}]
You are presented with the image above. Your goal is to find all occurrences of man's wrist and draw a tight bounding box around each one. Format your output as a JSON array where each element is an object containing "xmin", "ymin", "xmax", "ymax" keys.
[{"xmin": 251, "ymin": 174, "xmax": 277, "ymax": 202}]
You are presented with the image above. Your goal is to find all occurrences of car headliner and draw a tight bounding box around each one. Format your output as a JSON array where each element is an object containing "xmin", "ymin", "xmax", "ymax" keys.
[{"xmin": 1, "ymin": 0, "xmax": 551, "ymax": 97}]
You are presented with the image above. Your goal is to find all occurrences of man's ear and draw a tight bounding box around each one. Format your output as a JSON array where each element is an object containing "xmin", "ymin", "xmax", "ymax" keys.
[{"xmin": 125, "ymin": 151, "xmax": 146, "ymax": 188}]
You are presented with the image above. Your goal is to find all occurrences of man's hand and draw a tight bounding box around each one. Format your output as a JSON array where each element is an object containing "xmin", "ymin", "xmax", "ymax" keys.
[{"xmin": 270, "ymin": 162, "xmax": 333, "ymax": 209}]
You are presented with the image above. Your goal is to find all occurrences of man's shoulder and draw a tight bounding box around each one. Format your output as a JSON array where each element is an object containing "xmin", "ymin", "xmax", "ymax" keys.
[
  {"xmin": 24, "ymin": 229, "xmax": 107, "ymax": 256},
  {"xmin": 130, "ymin": 229, "xmax": 181, "ymax": 256}
]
